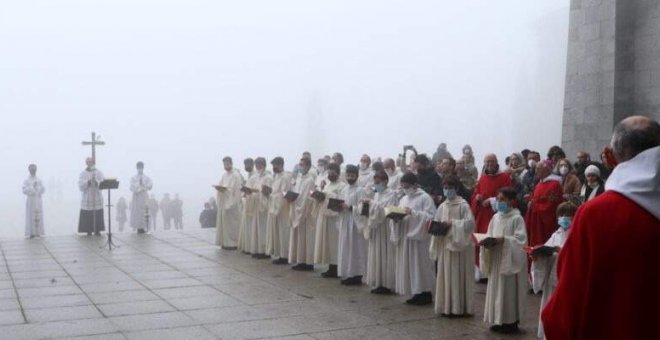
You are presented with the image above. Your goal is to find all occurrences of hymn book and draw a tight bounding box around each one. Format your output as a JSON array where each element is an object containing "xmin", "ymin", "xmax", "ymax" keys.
[
  {"xmin": 473, "ymin": 233, "xmax": 498, "ymax": 247},
  {"xmin": 524, "ymin": 245, "xmax": 556, "ymax": 257},
  {"xmin": 428, "ymin": 220, "xmax": 450, "ymax": 236},
  {"xmin": 261, "ymin": 185, "xmax": 273, "ymax": 196},
  {"xmin": 327, "ymin": 198, "xmax": 344, "ymax": 212},
  {"xmin": 360, "ymin": 202, "xmax": 370, "ymax": 217},
  {"xmin": 283, "ymin": 191, "xmax": 299, "ymax": 201},
  {"xmin": 310, "ymin": 190, "xmax": 326, "ymax": 202}
]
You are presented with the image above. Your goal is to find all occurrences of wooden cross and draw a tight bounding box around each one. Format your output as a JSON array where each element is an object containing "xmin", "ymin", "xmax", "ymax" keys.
[{"xmin": 81, "ymin": 132, "xmax": 105, "ymax": 163}]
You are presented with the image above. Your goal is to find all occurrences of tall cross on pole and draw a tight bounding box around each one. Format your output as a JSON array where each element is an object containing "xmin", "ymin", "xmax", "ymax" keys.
[{"xmin": 82, "ymin": 132, "xmax": 105, "ymax": 162}]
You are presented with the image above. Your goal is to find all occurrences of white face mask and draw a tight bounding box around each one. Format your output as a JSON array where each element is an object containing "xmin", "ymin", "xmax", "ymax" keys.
[
  {"xmin": 360, "ymin": 162, "xmax": 369, "ymax": 171},
  {"xmin": 528, "ymin": 160, "xmax": 537, "ymax": 168},
  {"xmin": 404, "ymin": 187, "xmax": 416, "ymax": 196},
  {"xmin": 559, "ymin": 166, "xmax": 569, "ymax": 176},
  {"xmin": 385, "ymin": 168, "xmax": 394, "ymax": 176}
]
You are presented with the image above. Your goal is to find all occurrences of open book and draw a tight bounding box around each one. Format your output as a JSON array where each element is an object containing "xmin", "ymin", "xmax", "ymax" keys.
[
  {"xmin": 240, "ymin": 186, "xmax": 254, "ymax": 194},
  {"xmin": 473, "ymin": 233, "xmax": 499, "ymax": 247},
  {"xmin": 213, "ymin": 185, "xmax": 227, "ymax": 192},
  {"xmin": 310, "ymin": 190, "xmax": 326, "ymax": 202},
  {"xmin": 261, "ymin": 185, "xmax": 273, "ymax": 196},
  {"xmin": 428, "ymin": 220, "xmax": 450, "ymax": 236},
  {"xmin": 327, "ymin": 198, "xmax": 344, "ymax": 212},
  {"xmin": 283, "ymin": 191, "xmax": 299, "ymax": 201},
  {"xmin": 385, "ymin": 206, "xmax": 407, "ymax": 220}
]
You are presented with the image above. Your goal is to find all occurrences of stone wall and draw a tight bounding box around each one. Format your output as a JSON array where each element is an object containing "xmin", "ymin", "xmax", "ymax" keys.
[{"xmin": 562, "ymin": 0, "xmax": 660, "ymax": 160}]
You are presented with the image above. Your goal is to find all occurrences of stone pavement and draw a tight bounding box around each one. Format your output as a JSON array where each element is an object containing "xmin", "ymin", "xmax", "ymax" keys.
[{"xmin": 0, "ymin": 230, "xmax": 541, "ymax": 339}]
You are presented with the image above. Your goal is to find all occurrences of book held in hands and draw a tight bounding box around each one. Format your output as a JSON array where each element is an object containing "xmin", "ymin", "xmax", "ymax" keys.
[
  {"xmin": 283, "ymin": 191, "xmax": 299, "ymax": 201},
  {"xmin": 360, "ymin": 202, "xmax": 370, "ymax": 217},
  {"xmin": 261, "ymin": 185, "xmax": 273, "ymax": 196},
  {"xmin": 473, "ymin": 233, "xmax": 498, "ymax": 247},
  {"xmin": 429, "ymin": 220, "xmax": 450, "ymax": 236},
  {"xmin": 310, "ymin": 190, "xmax": 326, "ymax": 202},
  {"xmin": 385, "ymin": 206, "xmax": 407, "ymax": 220},
  {"xmin": 327, "ymin": 198, "xmax": 344, "ymax": 212}
]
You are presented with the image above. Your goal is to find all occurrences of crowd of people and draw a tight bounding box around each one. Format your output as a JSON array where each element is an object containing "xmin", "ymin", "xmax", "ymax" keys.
[
  {"xmin": 115, "ymin": 192, "xmax": 185, "ymax": 232},
  {"xmin": 211, "ymin": 116, "xmax": 659, "ymax": 338}
]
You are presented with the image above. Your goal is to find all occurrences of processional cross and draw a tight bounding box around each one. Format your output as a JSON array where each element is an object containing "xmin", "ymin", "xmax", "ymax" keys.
[{"xmin": 82, "ymin": 132, "xmax": 105, "ymax": 162}]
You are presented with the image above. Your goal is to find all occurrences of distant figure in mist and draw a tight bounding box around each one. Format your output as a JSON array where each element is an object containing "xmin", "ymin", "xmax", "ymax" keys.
[
  {"xmin": 78, "ymin": 157, "xmax": 105, "ymax": 236},
  {"xmin": 130, "ymin": 161, "xmax": 153, "ymax": 234},
  {"xmin": 22, "ymin": 164, "xmax": 45, "ymax": 238},
  {"xmin": 172, "ymin": 194, "xmax": 183, "ymax": 229},
  {"xmin": 116, "ymin": 197, "xmax": 128, "ymax": 232},
  {"xmin": 148, "ymin": 194, "xmax": 159, "ymax": 230},
  {"xmin": 161, "ymin": 193, "xmax": 172, "ymax": 230},
  {"xmin": 199, "ymin": 202, "xmax": 215, "ymax": 229}
]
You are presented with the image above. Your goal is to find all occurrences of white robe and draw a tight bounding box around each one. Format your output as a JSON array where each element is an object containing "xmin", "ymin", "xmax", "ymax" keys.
[
  {"xmin": 480, "ymin": 208, "xmax": 528, "ymax": 325},
  {"xmin": 357, "ymin": 169, "xmax": 375, "ymax": 199},
  {"xmin": 338, "ymin": 184, "xmax": 368, "ymax": 278},
  {"xmin": 289, "ymin": 171, "xmax": 316, "ymax": 264},
  {"xmin": 532, "ymin": 227, "xmax": 568, "ymax": 339},
  {"xmin": 365, "ymin": 188, "xmax": 398, "ymax": 289},
  {"xmin": 215, "ymin": 169, "xmax": 244, "ymax": 248},
  {"xmin": 392, "ymin": 189, "xmax": 436, "ymax": 295},
  {"xmin": 249, "ymin": 171, "xmax": 273, "ymax": 254},
  {"xmin": 314, "ymin": 181, "xmax": 346, "ymax": 265},
  {"xmin": 429, "ymin": 197, "xmax": 475, "ymax": 315},
  {"xmin": 78, "ymin": 169, "xmax": 104, "ymax": 210},
  {"xmin": 129, "ymin": 173, "xmax": 153, "ymax": 230},
  {"xmin": 238, "ymin": 172, "xmax": 259, "ymax": 252},
  {"xmin": 386, "ymin": 169, "xmax": 403, "ymax": 191},
  {"xmin": 266, "ymin": 171, "xmax": 293, "ymax": 259},
  {"xmin": 23, "ymin": 176, "xmax": 45, "ymax": 237}
]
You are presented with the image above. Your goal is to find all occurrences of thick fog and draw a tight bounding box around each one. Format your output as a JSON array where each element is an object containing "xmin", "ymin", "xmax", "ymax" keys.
[{"xmin": 0, "ymin": 0, "xmax": 569, "ymax": 237}]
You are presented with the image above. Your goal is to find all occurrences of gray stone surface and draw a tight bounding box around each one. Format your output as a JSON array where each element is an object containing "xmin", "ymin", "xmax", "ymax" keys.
[
  {"xmin": 562, "ymin": 0, "xmax": 660, "ymax": 159},
  {"xmin": 0, "ymin": 230, "xmax": 541, "ymax": 339}
]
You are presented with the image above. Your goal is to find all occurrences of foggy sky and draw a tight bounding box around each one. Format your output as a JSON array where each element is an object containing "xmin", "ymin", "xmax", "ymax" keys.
[{"xmin": 0, "ymin": 0, "xmax": 569, "ymax": 237}]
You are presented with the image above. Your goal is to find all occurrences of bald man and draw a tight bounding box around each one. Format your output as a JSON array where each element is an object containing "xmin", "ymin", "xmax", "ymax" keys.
[{"xmin": 543, "ymin": 116, "xmax": 660, "ymax": 340}]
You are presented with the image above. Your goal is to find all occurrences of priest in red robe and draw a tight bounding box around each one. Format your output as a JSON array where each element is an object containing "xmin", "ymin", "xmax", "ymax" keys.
[
  {"xmin": 542, "ymin": 116, "xmax": 660, "ymax": 340},
  {"xmin": 471, "ymin": 154, "xmax": 513, "ymax": 233},
  {"xmin": 470, "ymin": 154, "xmax": 512, "ymax": 267},
  {"xmin": 525, "ymin": 160, "xmax": 563, "ymax": 247}
]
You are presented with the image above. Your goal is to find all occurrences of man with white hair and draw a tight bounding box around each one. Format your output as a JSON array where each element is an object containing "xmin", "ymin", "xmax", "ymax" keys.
[
  {"xmin": 23, "ymin": 164, "xmax": 45, "ymax": 238},
  {"xmin": 78, "ymin": 157, "xmax": 105, "ymax": 235}
]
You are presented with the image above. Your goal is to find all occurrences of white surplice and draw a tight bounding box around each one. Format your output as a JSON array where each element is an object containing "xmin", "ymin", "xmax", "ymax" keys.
[
  {"xmin": 266, "ymin": 171, "xmax": 294, "ymax": 259},
  {"xmin": 289, "ymin": 171, "xmax": 316, "ymax": 264},
  {"xmin": 314, "ymin": 181, "xmax": 346, "ymax": 265},
  {"xmin": 337, "ymin": 183, "xmax": 368, "ymax": 278},
  {"xmin": 391, "ymin": 188, "xmax": 436, "ymax": 296},
  {"xmin": 532, "ymin": 227, "xmax": 568, "ymax": 339},
  {"xmin": 429, "ymin": 197, "xmax": 475, "ymax": 315},
  {"xmin": 365, "ymin": 188, "xmax": 398, "ymax": 290},
  {"xmin": 249, "ymin": 170, "xmax": 273, "ymax": 254},
  {"xmin": 479, "ymin": 208, "xmax": 528, "ymax": 325},
  {"xmin": 129, "ymin": 173, "xmax": 153, "ymax": 230},
  {"xmin": 23, "ymin": 176, "xmax": 45, "ymax": 237},
  {"xmin": 215, "ymin": 169, "xmax": 244, "ymax": 248}
]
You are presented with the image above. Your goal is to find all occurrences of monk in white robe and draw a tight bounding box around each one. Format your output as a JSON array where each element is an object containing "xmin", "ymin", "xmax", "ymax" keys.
[
  {"xmin": 78, "ymin": 158, "xmax": 105, "ymax": 235},
  {"xmin": 238, "ymin": 170, "xmax": 258, "ymax": 253},
  {"xmin": 531, "ymin": 202, "xmax": 575, "ymax": 339},
  {"xmin": 215, "ymin": 157, "xmax": 244, "ymax": 249},
  {"xmin": 478, "ymin": 187, "xmax": 527, "ymax": 334},
  {"xmin": 266, "ymin": 157, "xmax": 293, "ymax": 264},
  {"xmin": 392, "ymin": 173, "xmax": 436, "ymax": 305},
  {"xmin": 315, "ymin": 158, "xmax": 329, "ymax": 190},
  {"xmin": 249, "ymin": 158, "xmax": 273, "ymax": 258},
  {"xmin": 429, "ymin": 175, "xmax": 475, "ymax": 316},
  {"xmin": 289, "ymin": 157, "xmax": 316, "ymax": 271},
  {"xmin": 23, "ymin": 164, "xmax": 45, "ymax": 238},
  {"xmin": 313, "ymin": 163, "xmax": 346, "ymax": 278},
  {"xmin": 130, "ymin": 161, "xmax": 153, "ymax": 234},
  {"xmin": 358, "ymin": 155, "xmax": 375, "ymax": 189},
  {"xmin": 337, "ymin": 165, "xmax": 368, "ymax": 285},
  {"xmin": 365, "ymin": 171, "xmax": 398, "ymax": 294},
  {"xmin": 384, "ymin": 158, "xmax": 403, "ymax": 192}
]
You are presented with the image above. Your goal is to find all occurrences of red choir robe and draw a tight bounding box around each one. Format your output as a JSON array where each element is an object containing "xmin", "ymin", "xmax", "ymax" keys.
[
  {"xmin": 470, "ymin": 172, "xmax": 512, "ymax": 265},
  {"xmin": 525, "ymin": 176, "xmax": 563, "ymax": 247}
]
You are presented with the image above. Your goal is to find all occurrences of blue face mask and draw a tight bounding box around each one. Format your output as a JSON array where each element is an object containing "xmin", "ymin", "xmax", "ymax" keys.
[
  {"xmin": 496, "ymin": 201, "xmax": 509, "ymax": 213},
  {"xmin": 443, "ymin": 188, "xmax": 457, "ymax": 200},
  {"xmin": 558, "ymin": 216, "xmax": 572, "ymax": 229},
  {"xmin": 375, "ymin": 183, "xmax": 386, "ymax": 193}
]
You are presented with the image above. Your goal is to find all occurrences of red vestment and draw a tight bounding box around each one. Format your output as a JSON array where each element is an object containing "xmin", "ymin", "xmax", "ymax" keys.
[
  {"xmin": 542, "ymin": 191, "xmax": 660, "ymax": 340},
  {"xmin": 525, "ymin": 179, "xmax": 563, "ymax": 247},
  {"xmin": 470, "ymin": 172, "xmax": 512, "ymax": 266},
  {"xmin": 470, "ymin": 172, "xmax": 512, "ymax": 233}
]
